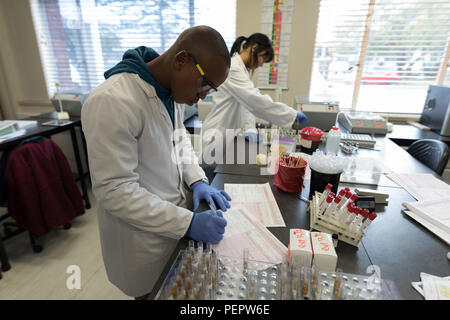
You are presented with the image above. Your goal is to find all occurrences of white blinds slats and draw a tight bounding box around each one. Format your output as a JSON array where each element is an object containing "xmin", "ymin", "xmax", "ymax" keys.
[
  {"xmin": 310, "ymin": 0, "xmax": 450, "ymax": 114},
  {"xmin": 30, "ymin": 0, "xmax": 236, "ymax": 97}
]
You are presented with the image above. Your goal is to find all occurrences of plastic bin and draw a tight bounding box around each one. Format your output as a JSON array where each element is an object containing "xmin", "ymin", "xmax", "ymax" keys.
[
  {"xmin": 274, "ymin": 159, "xmax": 308, "ymax": 193},
  {"xmin": 300, "ymin": 127, "xmax": 323, "ymax": 154},
  {"xmin": 309, "ymin": 168, "xmax": 342, "ymax": 199}
]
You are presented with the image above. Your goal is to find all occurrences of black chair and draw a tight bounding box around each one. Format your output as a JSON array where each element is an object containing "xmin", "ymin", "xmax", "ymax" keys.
[{"xmin": 407, "ymin": 139, "xmax": 449, "ymax": 176}]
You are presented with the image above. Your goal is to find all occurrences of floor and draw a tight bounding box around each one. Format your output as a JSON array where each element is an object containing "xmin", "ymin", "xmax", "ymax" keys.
[{"xmin": 0, "ymin": 189, "xmax": 132, "ymax": 300}]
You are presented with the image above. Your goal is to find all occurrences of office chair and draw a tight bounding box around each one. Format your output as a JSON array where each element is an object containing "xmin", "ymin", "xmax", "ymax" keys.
[{"xmin": 407, "ymin": 139, "xmax": 449, "ymax": 176}]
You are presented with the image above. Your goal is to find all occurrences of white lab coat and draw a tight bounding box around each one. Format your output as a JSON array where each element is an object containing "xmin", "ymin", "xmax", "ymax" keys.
[
  {"xmin": 201, "ymin": 53, "xmax": 297, "ymax": 152},
  {"xmin": 81, "ymin": 73, "xmax": 206, "ymax": 297}
]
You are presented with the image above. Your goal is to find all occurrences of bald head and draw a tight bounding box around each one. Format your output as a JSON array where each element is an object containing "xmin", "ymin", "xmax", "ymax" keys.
[
  {"xmin": 164, "ymin": 26, "xmax": 231, "ymax": 105},
  {"xmin": 171, "ymin": 25, "xmax": 231, "ymax": 69}
]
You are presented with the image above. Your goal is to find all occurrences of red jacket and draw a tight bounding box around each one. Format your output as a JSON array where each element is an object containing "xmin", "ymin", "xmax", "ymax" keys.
[{"xmin": 5, "ymin": 138, "xmax": 85, "ymax": 236}]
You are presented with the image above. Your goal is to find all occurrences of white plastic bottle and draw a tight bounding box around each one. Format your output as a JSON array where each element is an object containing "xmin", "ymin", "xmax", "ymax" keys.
[{"xmin": 325, "ymin": 126, "xmax": 341, "ymax": 155}]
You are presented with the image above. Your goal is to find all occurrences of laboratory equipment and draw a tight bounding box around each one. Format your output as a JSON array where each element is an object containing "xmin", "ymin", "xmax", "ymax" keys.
[
  {"xmin": 299, "ymin": 127, "xmax": 323, "ymax": 154},
  {"xmin": 52, "ymin": 82, "xmax": 70, "ymax": 120},
  {"xmin": 51, "ymin": 87, "xmax": 89, "ymax": 118},
  {"xmin": 355, "ymin": 196, "xmax": 376, "ymax": 211},
  {"xmin": 419, "ymin": 85, "xmax": 450, "ymax": 137},
  {"xmin": 274, "ymin": 154, "xmax": 308, "ymax": 193},
  {"xmin": 156, "ymin": 245, "xmax": 392, "ymax": 300},
  {"xmin": 294, "ymin": 97, "xmax": 340, "ymax": 131},
  {"xmin": 309, "ymin": 186, "xmax": 378, "ymax": 247},
  {"xmin": 338, "ymin": 112, "xmax": 388, "ymax": 135},
  {"xmin": 325, "ymin": 126, "xmax": 341, "ymax": 155}
]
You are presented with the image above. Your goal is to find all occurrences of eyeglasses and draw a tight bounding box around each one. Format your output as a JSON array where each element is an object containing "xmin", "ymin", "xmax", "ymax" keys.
[{"xmin": 187, "ymin": 52, "xmax": 218, "ymax": 95}]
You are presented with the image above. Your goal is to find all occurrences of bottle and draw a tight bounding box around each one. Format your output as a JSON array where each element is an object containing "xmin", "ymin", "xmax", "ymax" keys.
[{"xmin": 325, "ymin": 126, "xmax": 341, "ymax": 155}]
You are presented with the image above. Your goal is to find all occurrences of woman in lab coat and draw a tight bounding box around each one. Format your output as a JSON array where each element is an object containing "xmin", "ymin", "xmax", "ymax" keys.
[
  {"xmin": 82, "ymin": 26, "xmax": 231, "ymax": 299},
  {"xmin": 201, "ymin": 33, "xmax": 307, "ymax": 160}
]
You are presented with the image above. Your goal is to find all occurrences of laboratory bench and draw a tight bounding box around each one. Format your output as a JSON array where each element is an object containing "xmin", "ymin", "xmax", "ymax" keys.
[
  {"xmin": 153, "ymin": 135, "xmax": 449, "ymax": 300},
  {"xmin": 387, "ymin": 123, "xmax": 450, "ymax": 147}
]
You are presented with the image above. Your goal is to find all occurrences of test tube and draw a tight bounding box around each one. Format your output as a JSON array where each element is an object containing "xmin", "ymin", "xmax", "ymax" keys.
[
  {"xmin": 360, "ymin": 212, "xmax": 377, "ymax": 231},
  {"xmin": 348, "ymin": 207, "xmax": 363, "ymax": 227},
  {"xmin": 343, "ymin": 192, "xmax": 358, "ymax": 210},
  {"xmin": 325, "ymin": 196, "xmax": 341, "ymax": 216},
  {"xmin": 301, "ymin": 266, "xmax": 311, "ymax": 299},
  {"xmin": 350, "ymin": 208, "xmax": 369, "ymax": 232},
  {"xmin": 337, "ymin": 191, "xmax": 352, "ymax": 210},
  {"xmin": 345, "ymin": 205, "xmax": 360, "ymax": 225},
  {"xmin": 333, "ymin": 269, "xmax": 343, "ymax": 300},
  {"xmin": 243, "ymin": 248, "xmax": 249, "ymax": 275},
  {"xmin": 318, "ymin": 184, "xmax": 333, "ymax": 207},
  {"xmin": 338, "ymin": 201, "xmax": 352, "ymax": 222},
  {"xmin": 318, "ymin": 194, "xmax": 333, "ymax": 216}
]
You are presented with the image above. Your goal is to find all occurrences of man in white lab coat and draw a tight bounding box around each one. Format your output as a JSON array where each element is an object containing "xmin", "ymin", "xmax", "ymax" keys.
[
  {"xmin": 201, "ymin": 33, "xmax": 308, "ymax": 161},
  {"xmin": 81, "ymin": 26, "xmax": 232, "ymax": 299}
]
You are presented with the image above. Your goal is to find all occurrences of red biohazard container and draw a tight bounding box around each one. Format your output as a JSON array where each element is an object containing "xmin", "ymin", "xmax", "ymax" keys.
[
  {"xmin": 274, "ymin": 158, "xmax": 308, "ymax": 193},
  {"xmin": 299, "ymin": 127, "xmax": 323, "ymax": 154}
]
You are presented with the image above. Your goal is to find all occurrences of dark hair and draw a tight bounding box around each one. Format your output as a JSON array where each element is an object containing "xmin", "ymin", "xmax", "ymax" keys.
[{"xmin": 230, "ymin": 33, "xmax": 274, "ymax": 67}]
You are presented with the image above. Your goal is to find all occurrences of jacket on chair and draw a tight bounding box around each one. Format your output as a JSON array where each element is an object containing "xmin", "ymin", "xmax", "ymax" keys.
[{"xmin": 5, "ymin": 138, "xmax": 85, "ymax": 236}]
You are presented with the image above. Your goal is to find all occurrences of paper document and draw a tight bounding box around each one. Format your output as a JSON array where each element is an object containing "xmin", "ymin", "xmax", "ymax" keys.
[
  {"xmin": 387, "ymin": 173, "xmax": 450, "ymax": 201},
  {"xmin": 412, "ymin": 274, "xmax": 450, "ymax": 298},
  {"xmin": 213, "ymin": 204, "xmax": 288, "ymax": 265},
  {"xmin": 225, "ymin": 183, "xmax": 285, "ymax": 227},
  {"xmin": 403, "ymin": 210, "xmax": 450, "ymax": 245},
  {"xmin": 420, "ymin": 272, "xmax": 450, "ymax": 300},
  {"xmin": 403, "ymin": 197, "xmax": 450, "ymax": 235}
]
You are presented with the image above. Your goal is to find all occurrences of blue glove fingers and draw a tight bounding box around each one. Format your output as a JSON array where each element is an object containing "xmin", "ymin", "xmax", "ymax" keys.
[
  {"xmin": 212, "ymin": 193, "xmax": 227, "ymax": 212},
  {"xmin": 296, "ymin": 111, "xmax": 308, "ymax": 124},
  {"xmin": 193, "ymin": 196, "xmax": 200, "ymax": 212},
  {"xmin": 220, "ymin": 190, "xmax": 232, "ymax": 201},
  {"xmin": 213, "ymin": 215, "xmax": 227, "ymax": 228}
]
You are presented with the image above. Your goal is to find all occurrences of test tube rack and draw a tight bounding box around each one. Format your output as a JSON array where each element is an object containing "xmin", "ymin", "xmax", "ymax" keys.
[
  {"xmin": 156, "ymin": 244, "xmax": 394, "ymax": 300},
  {"xmin": 309, "ymin": 191, "xmax": 365, "ymax": 247}
]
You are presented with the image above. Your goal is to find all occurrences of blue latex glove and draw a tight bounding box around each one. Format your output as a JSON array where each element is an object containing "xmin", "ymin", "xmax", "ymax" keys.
[
  {"xmin": 188, "ymin": 210, "xmax": 227, "ymax": 244},
  {"xmin": 192, "ymin": 181, "xmax": 232, "ymax": 212},
  {"xmin": 244, "ymin": 132, "xmax": 260, "ymax": 143},
  {"xmin": 295, "ymin": 111, "xmax": 308, "ymax": 124}
]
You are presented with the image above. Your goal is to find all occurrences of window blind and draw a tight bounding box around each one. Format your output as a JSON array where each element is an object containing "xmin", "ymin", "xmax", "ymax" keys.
[
  {"xmin": 30, "ymin": 0, "xmax": 236, "ymax": 97},
  {"xmin": 310, "ymin": 0, "xmax": 450, "ymax": 114}
]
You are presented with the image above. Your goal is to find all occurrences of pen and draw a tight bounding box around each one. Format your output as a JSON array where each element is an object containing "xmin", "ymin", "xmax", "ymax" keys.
[{"xmin": 208, "ymin": 202, "xmax": 217, "ymax": 216}]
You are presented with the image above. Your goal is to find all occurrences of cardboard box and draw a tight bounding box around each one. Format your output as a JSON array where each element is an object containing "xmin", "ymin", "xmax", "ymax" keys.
[
  {"xmin": 288, "ymin": 229, "xmax": 313, "ymax": 267},
  {"xmin": 310, "ymin": 232, "xmax": 338, "ymax": 272}
]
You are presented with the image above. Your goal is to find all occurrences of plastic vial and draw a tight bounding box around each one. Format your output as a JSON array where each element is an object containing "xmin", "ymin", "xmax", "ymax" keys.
[
  {"xmin": 318, "ymin": 183, "xmax": 333, "ymax": 207},
  {"xmin": 324, "ymin": 196, "xmax": 340, "ymax": 217},
  {"xmin": 338, "ymin": 191, "xmax": 352, "ymax": 210},
  {"xmin": 360, "ymin": 212, "xmax": 377, "ymax": 230},
  {"xmin": 340, "ymin": 203, "xmax": 354, "ymax": 223},
  {"xmin": 243, "ymin": 248, "xmax": 249, "ymax": 275},
  {"xmin": 350, "ymin": 208, "xmax": 369, "ymax": 231},
  {"xmin": 325, "ymin": 126, "xmax": 341, "ymax": 155},
  {"xmin": 319, "ymin": 194, "xmax": 334, "ymax": 215},
  {"xmin": 344, "ymin": 205, "xmax": 358, "ymax": 225}
]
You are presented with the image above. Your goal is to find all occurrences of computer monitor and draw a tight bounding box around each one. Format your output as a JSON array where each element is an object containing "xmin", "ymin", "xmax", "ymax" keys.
[{"xmin": 419, "ymin": 85, "xmax": 450, "ymax": 136}]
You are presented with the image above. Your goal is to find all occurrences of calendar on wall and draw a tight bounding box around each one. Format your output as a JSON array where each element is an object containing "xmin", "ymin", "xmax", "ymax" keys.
[{"xmin": 258, "ymin": 0, "xmax": 294, "ymax": 89}]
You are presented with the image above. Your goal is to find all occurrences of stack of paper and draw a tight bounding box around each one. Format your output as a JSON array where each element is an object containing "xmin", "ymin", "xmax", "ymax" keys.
[
  {"xmin": 412, "ymin": 273, "xmax": 450, "ymax": 300},
  {"xmin": 403, "ymin": 197, "xmax": 450, "ymax": 245},
  {"xmin": 387, "ymin": 173, "xmax": 450, "ymax": 201},
  {"xmin": 212, "ymin": 184, "xmax": 288, "ymax": 265}
]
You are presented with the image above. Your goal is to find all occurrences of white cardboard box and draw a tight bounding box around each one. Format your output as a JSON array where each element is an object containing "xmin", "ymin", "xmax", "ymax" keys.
[
  {"xmin": 310, "ymin": 232, "xmax": 338, "ymax": 272},
  {"xmin": 288, "ymin": 229, "xmax": 313, "ymax": 267}
]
